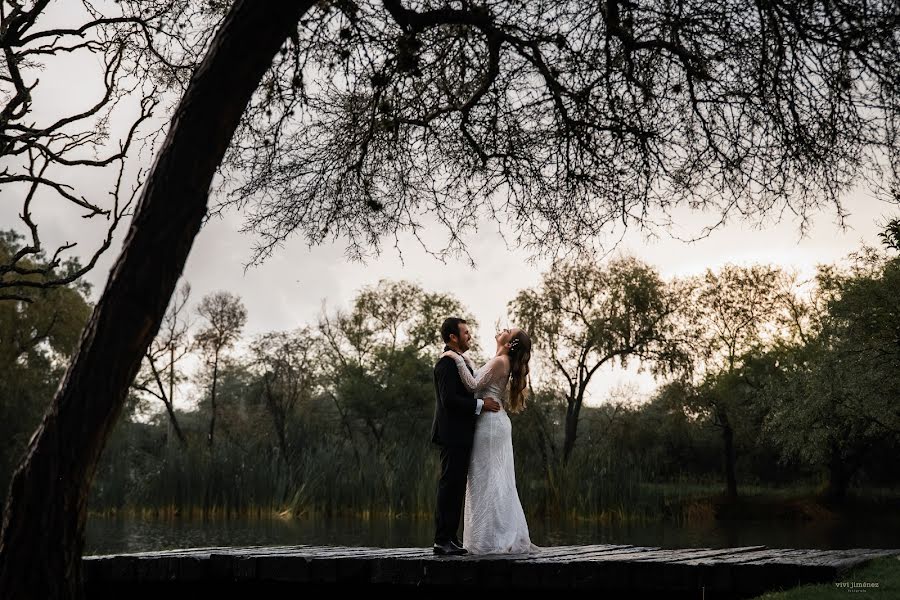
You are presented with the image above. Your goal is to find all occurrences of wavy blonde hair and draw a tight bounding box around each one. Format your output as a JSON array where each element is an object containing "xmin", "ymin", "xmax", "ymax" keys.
[{"xmin": 506, "ymin": 330, "xmax": 532, "ymax": 413}]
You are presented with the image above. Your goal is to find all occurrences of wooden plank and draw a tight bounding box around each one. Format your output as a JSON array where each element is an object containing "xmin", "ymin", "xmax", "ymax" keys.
[
  {"xmin": 638, "ymin": 546, "xmax": 768, "ymax": 563},
  {"xmin": 730, "ymin": 561, "xmax": 806, "ymax": 597},
  {"xmin": 677, "ymin": 547, "xmax": 798, "ymax": 566},
  {"xmin": 555, "ymin": 546, "xmax": 664, "ymax": 562},
  {"xmin": 470, "ymin": 544, "xmax": 632, "ymax": 565},
  {"xmin": 529, "ymin": 545, "xmax": 658, "ymax": 563},
  {"xmin": 623, "ymin": 546, "xmax": 764, "ymax": 594},
  {"xmin": 83, "ymin": 555, "xmax": 136, "ymax": 583},
  {"xmin": 82, "ymin": 543, "xmax": 900, "ymax": 593}
]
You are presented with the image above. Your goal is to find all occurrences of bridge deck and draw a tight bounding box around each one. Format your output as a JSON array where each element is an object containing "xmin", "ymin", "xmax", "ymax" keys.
[{"xmin": 83, "ymin": 544, "xmax": 899, "ymax": 598}]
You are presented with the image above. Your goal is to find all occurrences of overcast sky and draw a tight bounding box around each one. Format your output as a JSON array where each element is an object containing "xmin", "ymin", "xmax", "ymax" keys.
[
  {"xmin": 35, "ymin": 186, "xmax": 886, "ymax": 407},
  {"xmin": 5, "ymin": 2, "xmax": 897, "ymax": 407}
]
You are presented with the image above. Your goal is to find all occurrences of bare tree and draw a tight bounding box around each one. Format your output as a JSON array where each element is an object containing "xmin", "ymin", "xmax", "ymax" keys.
[
  {"xmin": 0, "ymin": 0, "xmax": 220, "ymax": 302},
  {"xmin": 2, "ymin": 1, "xmax": 899, "ymax": 597},
  {"xmin": 131, "ymin": 281, "xmax": 192, "ymax": 446},
  {"xmin": 220, "ymin": 0, "xmax": 900, "ymax": 265},
  {"xmin": 195, "ymin": 290, "xmax": 247, "ymax": 449}
]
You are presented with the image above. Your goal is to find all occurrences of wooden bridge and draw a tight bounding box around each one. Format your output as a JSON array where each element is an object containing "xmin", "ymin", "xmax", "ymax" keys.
[{"xmin": 83, "ymin": 543, "xmax": 899, "ymax": 598}]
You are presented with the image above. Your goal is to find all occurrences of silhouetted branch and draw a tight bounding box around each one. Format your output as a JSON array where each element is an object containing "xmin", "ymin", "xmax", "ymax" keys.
[{"xmin": 0, "ymin": 0, "xmax": 212, "ymax": 301}]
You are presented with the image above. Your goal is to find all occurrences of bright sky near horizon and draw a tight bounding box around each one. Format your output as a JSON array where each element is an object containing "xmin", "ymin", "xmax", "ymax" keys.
[
  {"xmin": 5, "ymin": 2, "xmax": 898, "ymax": 408},
  {"xmin": 5, "ymin": 82, "xmax": 894, "ymax": 406},
  {"xmin": 36, "ymin": 187, "xmax": 886, "ymax": 408}
]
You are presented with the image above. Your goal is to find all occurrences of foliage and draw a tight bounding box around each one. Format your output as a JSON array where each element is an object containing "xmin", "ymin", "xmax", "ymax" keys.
[
  {"xmin": 250, "ymin": 327, "xmax": 320, "ymax": 481},
  {"xmin": 76, "ymin": 252, "xmax": 900, "ymax": 517},
  {"xmin": 0, "ymin": 231, "xmax": 91, "ymax": 492},
  {"xmin": 5, "ymin": 253, "xmax": 900, "ymax": 521},
  {"xmin": 220, "ymin": 0, "xmax": 900, "ymax": 264},
  {"xmin": 752, "ymin": 557, "xmax": 900, "ymax": 600},
  {"xmin": 510, "ymin": 255, "xmax": 689, "ymax": 462},
  {"xmin": 675, "ymin": 264, "xmax": 796, "ymax": 498},
  {"xmin": 764, "ymin": 253, "xmax": 900, "ymax": 499},
  {"xmin": 195, "ymin": 290, "xmax": 247, "ymax": 449}
]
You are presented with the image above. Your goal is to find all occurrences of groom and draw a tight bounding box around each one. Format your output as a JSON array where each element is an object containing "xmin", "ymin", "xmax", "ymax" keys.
[{"xmin": 431, "ymin": 317, "xmax": 501, "ymax": 555}]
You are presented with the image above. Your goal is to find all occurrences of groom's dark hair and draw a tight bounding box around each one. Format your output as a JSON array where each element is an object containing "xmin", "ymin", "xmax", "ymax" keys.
[{"xmin": 441, "ymin": 317, "xmax": 468, "ymax": 344}]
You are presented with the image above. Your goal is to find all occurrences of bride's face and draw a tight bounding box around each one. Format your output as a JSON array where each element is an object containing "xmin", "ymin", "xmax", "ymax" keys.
[{"xmin": 495, "ymin": 328, "xmax": 519, "ymax": 347}]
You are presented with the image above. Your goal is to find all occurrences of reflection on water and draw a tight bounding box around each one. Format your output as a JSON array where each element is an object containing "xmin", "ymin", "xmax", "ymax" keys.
[{"xmin": 85, "ymin": 514, "xmax": 900, "ymax": 555}]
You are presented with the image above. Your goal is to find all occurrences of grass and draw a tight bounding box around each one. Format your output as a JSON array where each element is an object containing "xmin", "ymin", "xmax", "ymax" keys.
[
  {"xmin": 752, "ymin": 557, "xmax": 900, "ymax": 599},
  {"xmin": 86, "ymin": 481, "xmax": 900, "ymax": 526}
]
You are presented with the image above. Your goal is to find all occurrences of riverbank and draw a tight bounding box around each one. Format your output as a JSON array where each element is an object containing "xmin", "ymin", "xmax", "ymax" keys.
[
  {"xmin": 84, "ymin": 489, "xmax": 900, "ymax": 555},
  {"xmin": 752, "ymin": 556, "xmax": 900, "ymax": 599},
  {"xmin": 86, "ymin": 485, "xmax": 900, "ymax": 528}
]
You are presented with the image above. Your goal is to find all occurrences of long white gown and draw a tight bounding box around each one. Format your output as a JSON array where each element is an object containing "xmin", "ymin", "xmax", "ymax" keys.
[{"xmin": 448, "ymin": 353, "xmax": 539, "ymax": 555}]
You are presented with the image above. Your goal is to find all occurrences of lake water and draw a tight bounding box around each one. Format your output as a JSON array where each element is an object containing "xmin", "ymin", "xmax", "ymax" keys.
[{"xmin": 85, "ymin": 514, "xmax": 900, "ymax": 555}]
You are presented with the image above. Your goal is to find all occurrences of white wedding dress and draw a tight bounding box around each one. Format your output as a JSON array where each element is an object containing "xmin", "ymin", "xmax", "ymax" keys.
[{"xmin": 449, "ymin": 353, "xmax": 538, "ymax": 555}]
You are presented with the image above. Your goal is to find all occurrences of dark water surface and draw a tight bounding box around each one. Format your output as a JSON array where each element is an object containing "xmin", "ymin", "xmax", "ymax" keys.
[{"xmin": 85, "ymin": 513, "xmax": 900, "ymax": 555}]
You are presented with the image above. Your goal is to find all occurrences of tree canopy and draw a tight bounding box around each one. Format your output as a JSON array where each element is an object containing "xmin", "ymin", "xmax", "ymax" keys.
[{"xmin": 221, "ymin": 0, "xmax": 900, "ymax": 262}]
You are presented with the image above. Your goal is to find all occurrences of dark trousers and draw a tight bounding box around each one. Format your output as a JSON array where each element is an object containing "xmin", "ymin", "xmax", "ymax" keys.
[{"xmin": 434, "ymin": 444, "xmax": 471, "ymax": 545}]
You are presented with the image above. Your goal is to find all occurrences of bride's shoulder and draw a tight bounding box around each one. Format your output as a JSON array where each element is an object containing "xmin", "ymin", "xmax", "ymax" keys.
[{"xmin": 488, "ymin": 354, "xmax": 511, "ymax": 369}]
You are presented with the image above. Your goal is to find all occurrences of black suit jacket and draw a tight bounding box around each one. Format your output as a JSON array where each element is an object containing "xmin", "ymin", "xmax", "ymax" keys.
[{"xmin": 431, "ymin": 349, "xmax": 477, "ymax": 447}]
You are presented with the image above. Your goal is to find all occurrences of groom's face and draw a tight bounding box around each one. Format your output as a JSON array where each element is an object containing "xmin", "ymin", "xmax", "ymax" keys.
[{"xmin": 451, "ymin": 323, "xmax": 472, "ymax": 353}]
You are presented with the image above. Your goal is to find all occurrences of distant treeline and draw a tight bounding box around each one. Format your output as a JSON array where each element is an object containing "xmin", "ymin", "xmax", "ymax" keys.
[{"xmin": 2, "ymin": 229, "xmax": 899, "ymax": 520}]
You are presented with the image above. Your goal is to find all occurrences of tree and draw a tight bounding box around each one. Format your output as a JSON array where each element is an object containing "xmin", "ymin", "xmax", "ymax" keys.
[
  {"xmin": 0, "ymin": 3, "xmax": 309, "ymax": 596},
  {"xmin": 354, "ymin": 279, "xmax": 472, "ymax": 353},
  {"xmin": 511, "ymin": 386, "xmax": 565, "ymax": 509},
  {"xmin": 131, "ymin": 282, "xmax": 192, "ymax": 446},
  {"xmin": 511, "ymin": 256, "xmax": 688, "ymax": 464},
  {"xmin": 195, "ymin": 290, "xmax": 247, "ymax": 449},
  {"xmin": 685, "ymin": 264, "xmax": 792, "ymax": 499},
  {"xmin": 318, "ymin": 279, "xmax": 472, "ymax": 501},
  {"xmin": 3, "ymin": 0, "xmax": 900, "ymax": 596},
  {"xmin": 221, "ymin": 0, "xmax": 900, "ymax": 264},
  {"xmin": 250, "ymin": 327, "xmax": 319, "ymax": 490},
  {"xmin": 0, "ymin": 1, "xmax": 213, "ymax": 300},
  {"xmin": 765, "ymin": 252, "xmax": 900, "ymax": 501},
  {"xmin": 0, "ymin": 232, "xmax": 91, "ymax": 492},
  {"xmin": 319, "ymin": 280, "xmax": 471, "ymax": 431}
]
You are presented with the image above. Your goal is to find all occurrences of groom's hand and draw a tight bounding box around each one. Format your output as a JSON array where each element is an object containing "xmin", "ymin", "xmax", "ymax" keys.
[{"xmin": 483, "ymin": 398, "xmax": 501, "ymax": 412}]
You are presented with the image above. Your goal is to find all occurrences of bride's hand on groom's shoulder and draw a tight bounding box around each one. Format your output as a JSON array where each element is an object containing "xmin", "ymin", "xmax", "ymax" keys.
[{"xmin": 440, "ymin": 351, "xmax": 460, "ymax": 361}]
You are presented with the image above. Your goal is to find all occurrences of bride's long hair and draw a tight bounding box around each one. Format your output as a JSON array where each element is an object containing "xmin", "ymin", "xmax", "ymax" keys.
[{"xmin": 507, "ymin": 330, "xmax": 532, "ymax": 413}]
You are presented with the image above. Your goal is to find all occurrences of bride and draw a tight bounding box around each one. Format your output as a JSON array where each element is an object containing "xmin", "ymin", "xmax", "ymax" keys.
[{"xmin": 441, "ymin": 327, "xmax": 539, "ymax": 555}]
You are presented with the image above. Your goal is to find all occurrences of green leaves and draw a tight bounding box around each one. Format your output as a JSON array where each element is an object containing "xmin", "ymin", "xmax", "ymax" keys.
[{"xmin": 0, "ymin": 232, "xmax": 92, "ymax": 495}]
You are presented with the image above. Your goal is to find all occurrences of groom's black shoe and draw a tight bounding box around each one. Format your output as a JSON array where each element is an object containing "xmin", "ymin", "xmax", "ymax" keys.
[{"xmin": 433, "ymin": 541, "xmax": 468, "ymax": 556}]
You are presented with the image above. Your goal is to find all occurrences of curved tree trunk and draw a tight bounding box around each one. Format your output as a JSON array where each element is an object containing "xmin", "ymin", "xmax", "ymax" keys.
[
  {"xmin": 562, "ymin": 386, "xmax": 584, "ymax": 465},
  {"xmin": 0, "ymin": 2, "xmax": 314, "ymax": 598},
  {"xmin": 824, "ymin": 444, "xmax": 860, "ymax": 504},
  {"xmin": 208, "ymin": 349, "xmax": 220, "ymax": 449},
  {"xmin": 824, "ymin": 461, "xmax": 851, "ymax": 503},
  {"xmin": 722, "ymin": 422, "xmax": 738, "ymax": 500},
  {"xmin": 563, "ymin": 402, "xmax": 578, "ymax": 465}
]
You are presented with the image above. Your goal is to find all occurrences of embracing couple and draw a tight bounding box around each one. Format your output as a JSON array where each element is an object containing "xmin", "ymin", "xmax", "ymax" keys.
[{"xmin": 431, "ymin": 317, "xmax": 539, "ymax": 556}]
